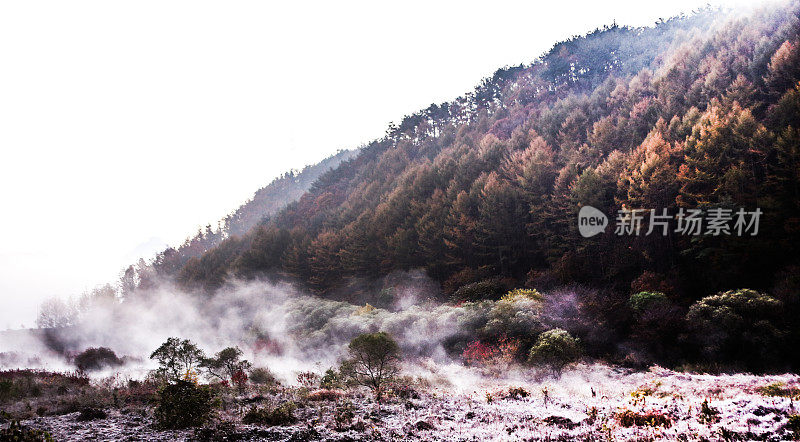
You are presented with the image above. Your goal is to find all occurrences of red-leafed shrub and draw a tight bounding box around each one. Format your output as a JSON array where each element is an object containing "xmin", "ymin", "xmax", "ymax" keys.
[
  {"xmin": 232, "ymin": 369, "xmax": 248, "ymax": 392},
  {"xmin": 296, "ymin": 371, "xmax": 319, "ymax": 389},
  {"xmin": 462, "ymin": 341, "xmax": 498, "ymax": 366},
  {"xmin": 462, "ymin": 337, "xmax": 521, "ymax": 370}
]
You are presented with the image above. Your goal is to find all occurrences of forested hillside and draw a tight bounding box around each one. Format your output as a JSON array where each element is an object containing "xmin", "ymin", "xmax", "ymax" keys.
[
  {"xmin": 126, "ymin": 3, "xmax": 800, "ymax": 371},
  {"xmin": 172, "ymin": 4, "xmax": 800, "ymax": 306}
]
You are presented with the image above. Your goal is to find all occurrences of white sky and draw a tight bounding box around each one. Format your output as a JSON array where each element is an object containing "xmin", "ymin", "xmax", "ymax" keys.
[{"xmin": 0, "ymin": 0, "xmax": 767, "ymax": 329}]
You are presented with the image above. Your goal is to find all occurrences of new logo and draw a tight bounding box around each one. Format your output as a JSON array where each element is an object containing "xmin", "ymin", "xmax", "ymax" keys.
[{"xmin": 578, "ymin": 206, "xmax": 608, "ymax": 238}]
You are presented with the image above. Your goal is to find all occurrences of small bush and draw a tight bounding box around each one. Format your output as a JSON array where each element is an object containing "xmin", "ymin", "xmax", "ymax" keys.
[
  {"xmin": 527, "ymin": 329, "xmax": 581, "ymax": 373},
  {"xmin": 630, "ymin": 271, "xmax": 675, "ymax": 295},
  {"xmin": 500, "ymin": 289, "xmax": 543, "ymax": 303},
  {"xmin": 686, "ymin": 289, "xmax": 783, "ymax": 368},
  {"xmin": 462, "ymin": 337, "xmax": 521, "ymax": 370},
  {"xmin": 0, "ymin": 377, "xmax": 41, "ymax": 402},
  {"xmin": 231, "ymin": 369, "xmax": 248, "ymax": 392},
  {"xmin": 628, "ymin": 291, "xmax": 682, "ymax": 360},
  {"xmin": 319, "ymin": 368, "xmax": 343, "ymax": 389},
  {"xmin": 154, "ymin": 380, "xmax": 217, "ymax": 429},
  {"xmin": 629, "ymin": 292, "xmax": 669, "ymax": 313},
  {"xmin": 353, "ymin": 303, "xmax": 376, "ymax": 316},
  {"xmin": 786, "ymin": 415, "xmax": 800, "ymax": 438},
  {"xmin": 443, "ymin": 267, "xmax": 493, "ymax": 295},
  {"xmin": 615, "ymin": 409, "xmax": 671, "ymax": 427},
  {"xmin": 307, "ymin": 389, "xmax": 343, "ymax": 401},
  {"xmin": 201, "ymin": 347, "xmax": 252, "ymax": 388},
  {"xmin": 296, "ymin": 371, "xmax": 319, "ymax": 389},
  {"xmin": 506, "ymin": 386, "xmax": 529, "ymax": 400},
  {"xmin": 698, "ymin": 399, "xmax": 720, "ymax": 424},
  {"xmin": 386, "ymin": 380, "xmax": 419, "ymax": 400},
  {"xmin": 542, "ymin": 415, "xmax": 578, "ymax": 428},
  {"xmin": 242, "ymin": 402, "xmax": 297, "ymax": 426},
  {"xmin": 415, "ymin": 420, "xmax": 435, "ymax": 431},
  {"xmin": 119, "ymin": 378, "xmax": 159, "ymax": 407},
  {"xmin": 249, "ymin": 367, "xmax": 278, "ymax": 386},
  {"xmin": 0, "ymin": 380, "xmax": 16, "ymax": 402},
  {"xmin": 333, "ymin": 401, "xmax": 355, "ymax": 430},
  {"xmin": 757, "ymin": 382, "xmax": 800, "ymax": 398},
  {"xmin": 77, "ymin": 407, "xmax": 107, "ymax": 421},
  {"xmin": 0, "ymin": 420, "xmax": 54, "ymax": 441},
  {"xmin": 73, "ymin": 347, "xmax": 123, "ymax": 372},
  {"xmin": 630, "ymin": 385, "xmax": 657, "ymax": 399},
  {"xmin": 482, "ymin": 299, "xmax": 544, "ymax": 342},
  {"xmin": 451, "ymin": 279, "xmax": 509, "ymax": 303}
]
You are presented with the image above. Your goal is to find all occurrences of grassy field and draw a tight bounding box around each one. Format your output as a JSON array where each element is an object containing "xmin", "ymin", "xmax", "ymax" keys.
[{"xmin": 2, "ymin": 363, "xmax": 799, "ymax": 441}]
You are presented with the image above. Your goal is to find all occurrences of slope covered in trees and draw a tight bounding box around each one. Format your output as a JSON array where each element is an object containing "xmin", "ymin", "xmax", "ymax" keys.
[
  {"xmin": 160, "ymin": 4, "xmax": 800, "ymax": 368},
  {"xmin": 176, "ymin": 4, "xmax": 799, "ymax": 297}
]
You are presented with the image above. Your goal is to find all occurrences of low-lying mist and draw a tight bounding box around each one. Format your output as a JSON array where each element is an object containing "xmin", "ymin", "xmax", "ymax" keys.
[
  {"xmin": 5, "ymin": 272, "xmax": 800, "ymax": 442},
  {"xmin": 0, "ymin": 272, "xmax": 501, "ymax": 387}
]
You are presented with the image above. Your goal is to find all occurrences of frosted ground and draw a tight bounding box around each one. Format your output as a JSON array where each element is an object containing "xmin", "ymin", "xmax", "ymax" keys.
[
  {"xmin": 11, "ymin": 363, "xmax": 800, "ymax": 441},
  {"xmin": 3, "ymin": 283, "xmax": 799, "ymax": 440}
]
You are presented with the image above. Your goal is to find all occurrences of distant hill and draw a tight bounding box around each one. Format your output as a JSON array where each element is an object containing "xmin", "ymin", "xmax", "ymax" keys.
[
  {"xmin": 224, "ymin": 149, "xmax": 359, "ymax": 237},
  {"xmin": 128, "ymin": 149, "xmax": 357, "ymax": 289}
]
